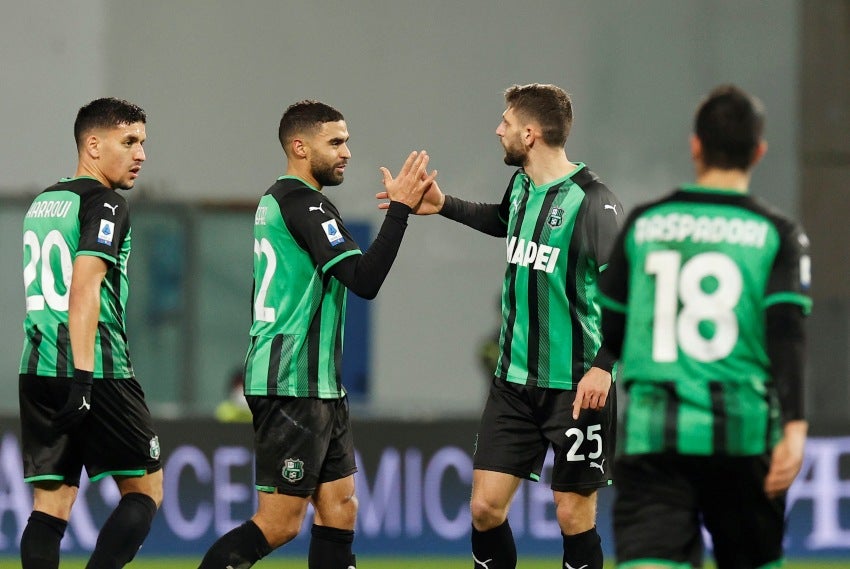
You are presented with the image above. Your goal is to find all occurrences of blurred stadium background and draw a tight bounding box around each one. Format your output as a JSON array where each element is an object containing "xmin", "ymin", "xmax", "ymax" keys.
[{"xmin": 1, "ymin": 1, "xmax": 848, "ymax": 566}]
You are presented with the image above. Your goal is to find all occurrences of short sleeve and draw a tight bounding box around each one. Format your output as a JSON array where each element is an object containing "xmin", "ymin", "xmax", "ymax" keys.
[
  {"xmin": 76, "ymin": 191, "xmax": 129, "ymax": 265},
  {"xmin": 276, "ymin": 188, "xmax": 362, "ymax": 273}
]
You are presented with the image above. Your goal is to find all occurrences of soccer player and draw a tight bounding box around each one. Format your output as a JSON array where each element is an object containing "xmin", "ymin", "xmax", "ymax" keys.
[
  {"xmin": 196, "ymin": 100, "xmax": 436, "ymax": 569},
  {"xmin": 599, "ymin": 85, "xmax": 811, "ymax": 569},
  {"xmin": 19, "ymin": 98, "xmax": 163, "ymax": 569},
  {"xmin": 381, "ymin": 83, "xmax": 623, "ymax": 569}
]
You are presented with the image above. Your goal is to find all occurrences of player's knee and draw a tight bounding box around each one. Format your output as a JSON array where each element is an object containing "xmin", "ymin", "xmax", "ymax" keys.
[
  {"xmin": 339, "ymin": 492, "xmax": 358, "ymax": 527},
  {"xmin": 555, "ymin": 498, "xmax": 595, "ymax": 534},
  {"xmin": 317, "ymin": 491, "xmax": 358, "ymax": 529},
  {"xmin": 118, "ymin": 469, "xmax": 164, "ymax": 507},
  {"xmin": 470, "ymin": 496, "xmax": 507, "ymax": 531},
  {"xmin": 32, "ymin": 483, "xmax": 78, "ymax": 520},
  {"xmin": 257, "ymin": 516, "xmax": 303, "ymax": 548}
]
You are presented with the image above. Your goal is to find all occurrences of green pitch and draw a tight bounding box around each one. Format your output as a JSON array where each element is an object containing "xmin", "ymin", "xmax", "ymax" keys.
[{"xmin": 1, "ymin": 557, "xmax": 844, "ymax": 568}]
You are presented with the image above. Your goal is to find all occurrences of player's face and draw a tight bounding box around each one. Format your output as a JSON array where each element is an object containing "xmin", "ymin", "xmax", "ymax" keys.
[
  {"xmin": 496, "ymin": 107, "xmax": 527, "ymax": 167},
  {"xmin": 97, "ymin": 122, "xmax": 146, "ymax": 190},
  {"xmin": 307, "ymin": 120, "xmax": 351, "ymax": 187}
]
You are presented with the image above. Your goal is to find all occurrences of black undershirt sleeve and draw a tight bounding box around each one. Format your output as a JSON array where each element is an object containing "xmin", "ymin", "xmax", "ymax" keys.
[
  {"xmin": 766, "ymin": 303, "xmax": 807, "ymax": 423},
  {"xmin": 591, "ymin": 343, "xmax": 617, "ymax": 373},
  {"xmin": 600, "ymin": 307, "xmax": 625, "ymax": 363},
  {"xmin": 439, "ymin": 195, "xmax": 507, "ymax": 237},
  {"xmin": 327, "ymin": 201, "xmax": 412, "ymax": 300}
]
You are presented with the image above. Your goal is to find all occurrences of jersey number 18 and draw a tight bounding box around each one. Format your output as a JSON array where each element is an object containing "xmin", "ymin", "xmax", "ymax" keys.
[{"xmin": 646, "ymin": 250, "xmax": 742, "ymax": 363}]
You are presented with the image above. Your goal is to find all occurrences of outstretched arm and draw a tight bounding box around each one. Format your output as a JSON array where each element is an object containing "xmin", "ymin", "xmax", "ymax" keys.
[
  {"xmin": 376, "ymin": 178, "xmax": 506, "ymax": 237},
  {"xmin": 329, "ymin": 151, "xmax": 436, "ymax": 299}
]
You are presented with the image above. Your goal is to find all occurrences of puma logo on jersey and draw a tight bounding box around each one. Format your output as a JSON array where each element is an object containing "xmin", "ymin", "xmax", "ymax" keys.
[
  {"xmin": 78, "ymin": 397, "xmax": 91, "ymax": 411},
  {"xmin": 473, "ymin": 554, "xmax": 493, "ymax": 568},
  {"xmin": 604, "ymin": 204, "xmax": 618, "ymax": 215},
  {"xmin": 103, "ymin": 203, "xmax": 118, "ymax": 215},
  {"xmin": 309, "ymin": 203, "xmax": 325, "ymax": 214},
  {"xmin": 589, "ymin": 458, "xmax": 605, "ymax": 473},
  {"xmin": 565, "ymin": 563, "xmax": 588, "ymax": 569},
  {"xmin": 506, "ymin": 236, "xmax": 561, "ymax": 273}
]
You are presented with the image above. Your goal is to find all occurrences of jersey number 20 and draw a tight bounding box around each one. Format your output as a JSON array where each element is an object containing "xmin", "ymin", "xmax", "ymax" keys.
[
  {"xmin": 23, "ymin": 229, "xmax": 73, "ymax": 312},
  {"xmin": 646, "ymin": 250, "xmax": 742, "ymax": 363}
]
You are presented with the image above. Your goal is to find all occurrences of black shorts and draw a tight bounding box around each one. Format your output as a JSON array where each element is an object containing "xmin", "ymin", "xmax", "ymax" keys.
[
  {"xmin": 246, "ymin": 395, "xmax": 356, "ymax": 497},
  {"xmin": 473, "ymin": 377, "xmax": 615, "ymax": 492},
  {"xmin": 19, "ymin": 374, "xmax": 162, "ymax": 486},
  {"xmin": 613, "ymin": 453, "xmax": 785, "ymax": 569}
]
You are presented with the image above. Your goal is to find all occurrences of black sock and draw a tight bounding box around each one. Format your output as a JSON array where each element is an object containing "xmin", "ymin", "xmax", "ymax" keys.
[
  {"xmin": 471, "ymin": 520, "xmax": 516, "ymax": 569},
  {"xmin": 308, "ymin": 524, "xmax": 356, "ymax": 569},
  {"xmin": 562, "ymin": 526, "xmax": 603, "ymax": 569},
  {"xmin": 85, "ymin": 492, "xmax": 157, "ymax": 569},
  {"xmin": 21, "ymin": 511, "xmax": 67, "ymax": 569},
  {"xmin": 197, "ymin": 520, "xmax": 272, "ymax": 569}
]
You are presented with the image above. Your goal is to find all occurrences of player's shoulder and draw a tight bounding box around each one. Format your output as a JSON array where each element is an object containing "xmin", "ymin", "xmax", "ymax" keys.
[
  {"xmin": 574, "ymin": 165, "xmax": 617, "ymax": 200},
  {"xmin": 266, "ymin": 177, "xmax": 327, "ymax": 207},
  {"xmin": 741, "ymin": 194, "xmax": 804, "ymax": 236}
]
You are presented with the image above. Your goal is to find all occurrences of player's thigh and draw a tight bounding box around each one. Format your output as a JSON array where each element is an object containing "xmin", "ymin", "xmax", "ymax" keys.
[
  {"xmin": 254, "ymin": 490, "xmax": 311, "ymax": 547},
  {"xmin": 248, "ymin": 395, "xmax": 345, "ymax": 497},
  {"xmin": 473, "ymin": 377, "xmax": 549, "ymax": 480},
  {"xmin": 699, "ymin": 455, "xmax": 784, "ymax": 569},
  {"xmin": 32, "ymin": 481, "xmax": 78, "ymax": 520},
  {"xmin": 471, "ymin": 469, "xmax": 522, "ymax": 516},
  {"xmin": 19, "ymin": 374, "xmax": 85, "ymax": 487},
  {"xmin": 552, "ymin": 488, "xmax": 597, "ymax": 534},
  {"xmin": 613, "ymin": 455, "xmax": 703, "ymax": 567},
  {"xmin": 543, "ymin": 386, "xmax": 615, "ymax": 492},
  {"xmin": 115, "ymin": 468, "xmax": 163, "ymax": 505},
  {"xmin": 312, "ymin": 474, "xmax": 357, "ymax": 529},
  {"xmin": 82, "ymin": 377, "xmax": 162, "ymax": 481}
]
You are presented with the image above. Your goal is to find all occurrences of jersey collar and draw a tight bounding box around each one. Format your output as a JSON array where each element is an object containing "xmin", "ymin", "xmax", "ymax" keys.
[
  {"xmin": 524, "ymin": 162, "xmax": 586, "ymax": 192},
  {"xmin": 277, "ymin": 174, "xmax": 319, "ymax": 192},
  {"xmin": 680, "ymin": 183, "xmax": 748, "ymax": 196}
]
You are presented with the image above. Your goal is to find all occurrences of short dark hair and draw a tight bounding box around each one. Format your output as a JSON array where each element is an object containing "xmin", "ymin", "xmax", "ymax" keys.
[
  {"xmin": 504, "ymin": 83, "xmax": 573, "ymax": 147},
  {"xmin": 74, "ymin": 98, "xmax": 146, "ymax": 148},
  {"xmin": 278, "ymin": 100, "xmax": 345, "ymax": 152},
  {"xmin": 694, "ymin": 85, "xmax": 765, "ymax": 171}
]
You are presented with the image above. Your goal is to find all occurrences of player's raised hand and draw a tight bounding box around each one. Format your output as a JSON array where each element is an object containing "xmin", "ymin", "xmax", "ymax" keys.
[
  {"xmin": 572, "ymin": 367, "xmax": 612, "ymax": 420},
  {"xmin": 377, "ymin": 151, "xmax": 438, "ymax": 210}
]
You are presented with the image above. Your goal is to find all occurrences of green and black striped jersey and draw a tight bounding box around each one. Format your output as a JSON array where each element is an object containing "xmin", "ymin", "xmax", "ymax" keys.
[
  {"xmin": 244, "ymin": 176, "xmax": 362, "ymax": 398},
  {"xmin": 20, "ymin": 177, "xmax": 133, "ymax": 379},
  {"xmin": 600, "ymin": 186, "xmax": 812, "ymax": 456},
  {"xmin": 496, "ymin": 164, "xmax": 622, "ymax": 390}
]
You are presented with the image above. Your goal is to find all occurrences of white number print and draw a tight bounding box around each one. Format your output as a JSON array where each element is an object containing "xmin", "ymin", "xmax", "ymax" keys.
[
  {"xmin": 646, "ymin": 250, "xmax": 742, "ymax": 363},
  {"xmin": 253, "ymin": 237, "xmax": 277, "ymax": 322},
  {"xmin": 23, "ymin": 229, "xmax": 73, "ymax": 312},
  {"xmin": 564, "ymin": 424, "xmax": 603, "ymax": 461}
]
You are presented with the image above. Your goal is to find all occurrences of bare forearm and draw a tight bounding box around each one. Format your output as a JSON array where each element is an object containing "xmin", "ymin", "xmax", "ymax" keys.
[{"xmin": 69, "ymin": 284, "xmax": 100, "ymax": 372}]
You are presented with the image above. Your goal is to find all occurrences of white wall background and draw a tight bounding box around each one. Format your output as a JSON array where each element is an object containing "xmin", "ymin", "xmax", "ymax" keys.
[{"xmin": 0, "ymin": 1, "xmax": 800, "ymax": 417}]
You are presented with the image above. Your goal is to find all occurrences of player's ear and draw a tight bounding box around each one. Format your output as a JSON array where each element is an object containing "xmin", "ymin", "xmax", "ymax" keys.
[
  {"xmin": 750, "ymin": 139, "xmax": 768, "ymax": 167},
  {"xmin": 524, "ymin": 124, "xmax": 538, "ymax": 147},
  {"xmin": 82, "ymin": 134, "xmax": 100, "ymax": 159},
  {"xmin": 291, "ymin": 137, "xmax": 308, "ymax": 159},
  {"xmin": 689, "ymin": 134, "xmax": 702, "ymax": 162}
]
